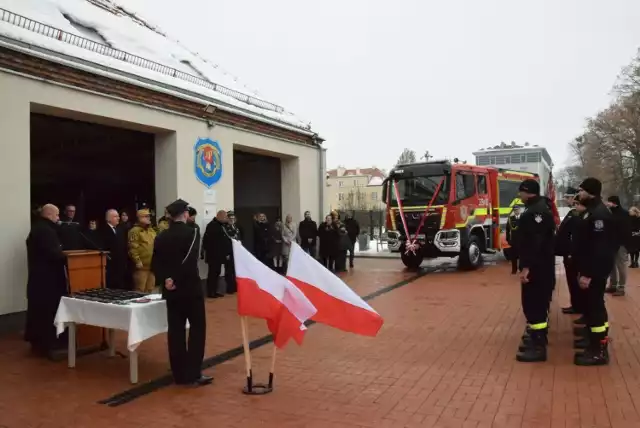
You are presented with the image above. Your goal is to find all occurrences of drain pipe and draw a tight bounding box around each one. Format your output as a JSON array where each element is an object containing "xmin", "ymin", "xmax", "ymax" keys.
[{"xmin": 313, "ymin": 134, "xmax": 326, "ymax": 219}]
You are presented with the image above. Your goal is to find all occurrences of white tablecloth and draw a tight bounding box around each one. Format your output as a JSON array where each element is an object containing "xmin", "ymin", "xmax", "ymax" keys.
[{"xmin": 54, "ymin": 296, "xmax": 168, "ymax": 351}]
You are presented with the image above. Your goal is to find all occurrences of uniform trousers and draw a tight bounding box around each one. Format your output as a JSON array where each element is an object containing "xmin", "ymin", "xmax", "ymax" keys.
[
  {"xmin": 564, "ymin": 257, "xmax": 584, "ymax": 313},
  {"xmin": 584, "ymin": 276, "xmax": 609, "ymax": 333},
  {"xmin": 133, "ymin": 269, "xmax": 156, "ymax": 293},
  {"xmin": 207, "ymin": 257, "xmax": 237, "ymax": 294},
  {"xmin": 522, "ymin": 264, "xmax": 555, "ymax": 329},
  {"xmin": 165, "ymin": 294, "xmax": 206, "ymax": 384}
]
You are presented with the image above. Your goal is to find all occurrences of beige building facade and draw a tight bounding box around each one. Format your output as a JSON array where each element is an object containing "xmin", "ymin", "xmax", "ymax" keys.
[
  {"xmin": 326, "ymin": 167, "xmax": 386, "ymax": 212},
  {"xmin": 0, "ymin": 45, "xmax": 323, "ymax": 317}
]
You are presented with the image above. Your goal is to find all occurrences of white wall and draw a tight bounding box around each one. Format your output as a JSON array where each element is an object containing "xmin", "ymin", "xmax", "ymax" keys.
[{"xmin": 0, "ymin": 70, "xmax": 321, "ymax": 315}]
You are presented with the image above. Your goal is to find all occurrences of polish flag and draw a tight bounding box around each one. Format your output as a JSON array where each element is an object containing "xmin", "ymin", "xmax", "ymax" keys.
[
  {"xmin": 286, "ymin": 243, "xmax": 384, "ymax": 337},
  {"xmin": 232, "ymin": 240, "xmax": 317, "ymax": 348}
]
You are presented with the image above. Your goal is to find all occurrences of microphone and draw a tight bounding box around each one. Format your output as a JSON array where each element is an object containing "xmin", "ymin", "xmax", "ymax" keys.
[{"xmin": 77, "ymin": 229, "xmax": 111, "ymax": 261}]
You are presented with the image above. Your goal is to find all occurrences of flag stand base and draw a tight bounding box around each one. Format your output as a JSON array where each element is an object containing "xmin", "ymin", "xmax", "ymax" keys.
[{"xmin": 242, "ymin": 372, "xmax": 274, "ymax": 395}]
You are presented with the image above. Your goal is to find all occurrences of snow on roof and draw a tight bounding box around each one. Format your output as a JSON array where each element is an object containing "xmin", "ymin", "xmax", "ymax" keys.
[
  {"xmin": 0, "ymin": 0, "xmax": 313, "ymax": 133},
  {"xmin": 367, "ymin": 176, "xmax": 384, "ymax": 186}
]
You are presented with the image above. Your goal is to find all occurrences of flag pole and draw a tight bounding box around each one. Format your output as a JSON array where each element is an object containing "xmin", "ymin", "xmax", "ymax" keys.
[
  {"xmin": 240, "ymin": 316, "xmax": 274, "ymax": 395},
  {"xmin": 240, "ymin": 316, "xmax": 253, "ymax": 393},
  {"xmin": 268, "ymin": 344, "xmax": 277, "ymax": 390}
]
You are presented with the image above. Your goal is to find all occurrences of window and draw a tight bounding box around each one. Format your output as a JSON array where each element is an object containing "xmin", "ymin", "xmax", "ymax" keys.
[
  {"xmin": 390, "ymin": 175, "xmax": 449, "ymax": 205},
  {"xmin": 477, "ymin": 175, "xmax": 487, "ymax": 194},
  {"xmin": 477, "ymin": 156, "xmax": 491, "ymax": 166},
  {"xmin": 338, "ymin": 181, "xmax": 344, "ymax": 188},
  {"xmin": 371, "ymin": 192, "xmax": 378, "ymax": 200},
  {"xmin": 338, "ymin": 193, "xmax": 345, "ymax": 201},
  {"xmin": 498, "ymin": 180, "xmax": 522, "ymax": 207},
  {"xmin": 526, "ymin": 153, "xmax": 540, "ymax": 162},
  {"xmin": 455, "ymin": 172, "xmax": 476, "ymax": 200}
]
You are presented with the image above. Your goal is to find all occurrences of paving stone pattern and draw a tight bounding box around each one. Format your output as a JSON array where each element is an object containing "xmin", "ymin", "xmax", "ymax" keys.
[{"xmin": 1, "ymin": 258, "xmax": 640, "ymax": 427}]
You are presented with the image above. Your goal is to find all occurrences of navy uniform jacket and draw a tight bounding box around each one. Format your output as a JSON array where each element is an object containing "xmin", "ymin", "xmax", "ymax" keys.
[
  {"xmin": 555, "ymin": 208, "xmax": 579, "ymax": 256},
  {"xmin": 518, "ymin": 196, "xmax": 556, "ymax": 270},
  {"xmin": 151, "ymin": 221, "xmax": 202, "ymax": 299},
  {"xmin": 572, "ymin": 199, "xmax": 615, "ymax": 279}
]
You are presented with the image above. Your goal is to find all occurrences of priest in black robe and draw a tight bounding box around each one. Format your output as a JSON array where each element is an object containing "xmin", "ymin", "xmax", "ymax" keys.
[{"xmin": 24, "ymin": 204, "xmax": 68, "ymax": 357}]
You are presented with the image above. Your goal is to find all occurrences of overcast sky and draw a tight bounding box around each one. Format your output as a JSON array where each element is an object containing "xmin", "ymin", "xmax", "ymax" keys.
[{"xmin": 128, "ymin": 0, "xmax": 640, "ymax": 172}]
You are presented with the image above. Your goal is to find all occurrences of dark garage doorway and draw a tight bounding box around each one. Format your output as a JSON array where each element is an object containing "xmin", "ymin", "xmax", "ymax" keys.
[
  {"xmin": 30, "ymin": 113, "xmax": 156, "ymax": 227},
  {"xmin": 233, "ymin": 150, "xmax": 282, "ymax": 253}
]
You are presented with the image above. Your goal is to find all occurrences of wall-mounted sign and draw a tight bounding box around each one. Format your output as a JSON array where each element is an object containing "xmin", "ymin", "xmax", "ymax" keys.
[{"xmin": 194, "ymin": 138, "xmax": 222, "ymax": 188}]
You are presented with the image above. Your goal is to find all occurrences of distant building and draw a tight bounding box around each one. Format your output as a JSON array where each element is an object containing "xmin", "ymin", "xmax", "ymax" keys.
[
  {"xmin": 473, "ymin": 142, "xmax": 553, "ymax": 195},
  {"xmin": 326, "ymin": 167, "xmax": 386, "ymax": 212}
]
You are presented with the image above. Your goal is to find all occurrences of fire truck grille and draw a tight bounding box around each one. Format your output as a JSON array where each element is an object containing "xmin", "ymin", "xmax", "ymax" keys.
[{"xmin": 394, "ymin": 211, "xmax": 441, "ymax": 239}]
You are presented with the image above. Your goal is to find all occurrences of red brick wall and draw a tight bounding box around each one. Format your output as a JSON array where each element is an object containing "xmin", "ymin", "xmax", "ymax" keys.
[{"xmin": 0, "ymin": 46, "xmax": 318, "ymax": 146}]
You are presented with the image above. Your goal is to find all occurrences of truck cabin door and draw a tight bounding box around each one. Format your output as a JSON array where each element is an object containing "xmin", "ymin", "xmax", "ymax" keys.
[{"xmin": 452, "ymin": 171, "xmax": 477, "ymax": 228}]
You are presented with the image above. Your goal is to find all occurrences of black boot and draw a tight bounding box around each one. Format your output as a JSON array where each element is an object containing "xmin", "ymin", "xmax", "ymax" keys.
[
  {"xmin": 574, "ymin": 333, "xmax": 609, "ymax": 366},
  {"xmin": 516, "ymin": 329, "xmax": 547, "ymax": 362},
  {"xmin": 519, "ymin": 331, "xmax": 548, "ymax": 352},
  {"xmin": 573, "ymin": 316, "xmax": 587, "ymax": 326},
  {"xmin": 605, "ymin": 286, "xmax": 617, "ymax": 294},
  {"xmin": 562, "ymin": 306, "xmax": 576, "ymax": 314},
  {"xmin": 574, "ymin": 337, "xmax": 589, "ymax": 349},
  {"xmin": 574, "ymin": 326, "xmax": 588, "ymax": 337}
]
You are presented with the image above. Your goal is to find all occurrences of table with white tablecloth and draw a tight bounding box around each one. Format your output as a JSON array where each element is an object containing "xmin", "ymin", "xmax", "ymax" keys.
[{"xmin": 54, "ymin": 295, "xmax": 169, "ymax": 384}]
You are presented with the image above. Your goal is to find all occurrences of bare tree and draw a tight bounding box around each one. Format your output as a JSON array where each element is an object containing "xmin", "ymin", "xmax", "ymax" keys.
[
  {"xmin": 396, "ymin": 148, "xmax": 417, "ymax": 166},
  {"xmin": 339, "ymin": 188, "xmax": 369, "ymax": 211}
]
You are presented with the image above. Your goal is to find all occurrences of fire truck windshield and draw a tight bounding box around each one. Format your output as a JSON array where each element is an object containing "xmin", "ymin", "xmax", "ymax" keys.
[{"xmin": 387, "ymin": 175, "xmax": 449, "ymax": 206}]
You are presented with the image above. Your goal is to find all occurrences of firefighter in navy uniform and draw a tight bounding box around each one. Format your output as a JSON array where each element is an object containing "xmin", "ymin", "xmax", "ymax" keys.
[
  {"xmin": 151, "ymin": 199, "xmax": 212, "ymax": 386},
  {"xmin": 515, "ymin": 179, "xmax": 556, "ymax": 363},
  {"xmin": 555, "ymin": 187, "xmax": 583, "ymax": 316},
  {"xmin": 572, "ymin": 178, "xmax": 615, "ymax": 366}
]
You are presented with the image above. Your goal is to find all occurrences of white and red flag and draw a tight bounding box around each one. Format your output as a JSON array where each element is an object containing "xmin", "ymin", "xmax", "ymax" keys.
[
  {"xmin": 233, "ymin": 240, "xmax": 317, "ymax": 348},
  {"xmin": 286, "ymin": 243, "xmax": 384, "ymax": 337}
]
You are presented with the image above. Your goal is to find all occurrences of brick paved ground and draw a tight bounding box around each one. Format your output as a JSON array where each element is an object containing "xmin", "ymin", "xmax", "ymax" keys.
[{"xmin": 2, "ymin": 257, "xmax": 640, "ymax": 427}]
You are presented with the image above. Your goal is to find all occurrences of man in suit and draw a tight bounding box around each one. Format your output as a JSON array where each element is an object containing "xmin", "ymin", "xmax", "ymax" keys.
[
  {"xmin": 24, "ymin": 204, "xmax": 68, "ymax": 358},
  {"xmin": 102, "ymin": 209, "xmax": 129, "ymax": 289}
]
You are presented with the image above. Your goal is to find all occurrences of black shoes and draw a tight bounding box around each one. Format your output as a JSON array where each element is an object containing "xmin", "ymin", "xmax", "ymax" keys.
[
  {"xmin": 177, "ymin": 375, "xmax": 214, "ymax": 387},
  {"xmin": 516, "ymin": 329, "xmax": 548, "ymax": 363},
  {"xmin": 605, "ymin": 286, "xmax": 617, "ymax": 294},
  {"xmin": 573, "ymin": 316, "xmax": 587, "ymax": 326},
  {"xmin": 562, "ymin": 306, "xmax": 576, "ymax": 314},
  {"xmin": 613, "ymin": 287, "xmax": 626, "ymax": 297},
  {"xmin": 574, "ymin": 336, "xmax": 609, "ymax": 366}
]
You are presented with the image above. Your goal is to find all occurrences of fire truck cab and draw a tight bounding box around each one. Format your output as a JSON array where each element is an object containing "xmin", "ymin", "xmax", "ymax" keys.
[{"xmin": 382, "ymin": 160, "xmax": 539, "ymax": 270}]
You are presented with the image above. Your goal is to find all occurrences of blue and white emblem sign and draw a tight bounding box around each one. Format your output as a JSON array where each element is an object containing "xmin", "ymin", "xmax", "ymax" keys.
[{"xmin": 194, "ymin": 138, "xmax": 222, "ymax": 188}]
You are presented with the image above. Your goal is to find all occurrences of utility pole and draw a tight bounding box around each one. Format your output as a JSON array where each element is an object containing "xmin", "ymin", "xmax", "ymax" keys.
[{"xmin": 422, "ymin": 150, "xmax": 433, "ymax": 161}]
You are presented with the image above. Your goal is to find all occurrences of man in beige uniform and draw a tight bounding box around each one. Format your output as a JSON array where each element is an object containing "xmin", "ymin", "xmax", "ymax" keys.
[{"xmin": 128, "ymin": 209, "xmax": 157, "ymax": 292}]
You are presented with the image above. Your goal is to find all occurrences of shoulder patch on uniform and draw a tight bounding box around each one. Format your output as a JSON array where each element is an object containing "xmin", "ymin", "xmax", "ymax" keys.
[
  {"xmin": 594, "ymin": 219, "xmax": 604, "ymax": 230},
  {"xmin": 534, "ymin": 214, "xmax": 542, "ymax": 223}
]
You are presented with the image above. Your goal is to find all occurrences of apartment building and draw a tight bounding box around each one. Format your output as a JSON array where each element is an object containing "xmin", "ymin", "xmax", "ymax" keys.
[{"xmin": 326, "ymin": 167, "xmax": 386, "ymax": 212}]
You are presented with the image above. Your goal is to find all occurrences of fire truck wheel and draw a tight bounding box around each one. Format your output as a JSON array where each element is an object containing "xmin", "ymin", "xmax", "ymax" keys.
[
  {"xmin": 400, "ymin": 246, "xmax": 424, "ymax": 270},
  {"xmin": 458, "ymin": 235, "xmax": 483, "ymax": 270}
]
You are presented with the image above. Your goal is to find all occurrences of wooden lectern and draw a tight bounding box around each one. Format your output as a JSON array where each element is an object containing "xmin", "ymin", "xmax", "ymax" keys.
[{"xmin": 64, "ymin": 250, "xmax": 108, "ymax": 349}]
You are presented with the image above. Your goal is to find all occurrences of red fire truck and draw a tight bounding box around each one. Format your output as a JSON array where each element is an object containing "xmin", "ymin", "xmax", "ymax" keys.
[{"xmin": 382, "ymin": 159, "xmax": 547, "ymax": 269}]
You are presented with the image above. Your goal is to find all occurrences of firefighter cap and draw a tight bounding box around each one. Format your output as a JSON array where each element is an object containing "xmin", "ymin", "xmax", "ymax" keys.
[
  {"xmin": 518, "ymin": 179, "xmax": 540, "ymax": 195},
  {"xmin": 166, "ymin": 199, "xmax": 190, "ymax": 218},
  {"xmin": 136, "ymin": 208, "xmax": 151, "ymax": 217}
]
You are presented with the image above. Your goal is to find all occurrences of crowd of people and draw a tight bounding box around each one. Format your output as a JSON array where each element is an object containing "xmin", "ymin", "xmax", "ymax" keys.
[
  {"xmin": 507, "ymin": 177, "xmax": 623, "ymax": 367},
  {"xmin": 23, "ymin": 201, "xmax": 362, "ymax": 365}
]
